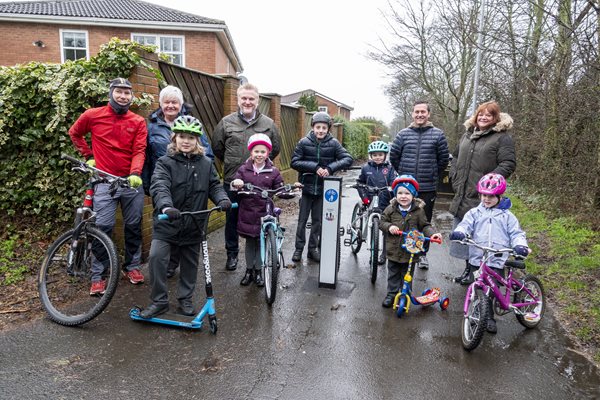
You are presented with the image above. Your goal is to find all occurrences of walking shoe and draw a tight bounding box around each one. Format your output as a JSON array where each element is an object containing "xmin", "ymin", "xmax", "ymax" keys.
[
  {"xmin": 166, "ymin": 266, "xmax": 178, "ymax": 279},
  {"xmin": 417, "ymin": 255, "xmax": 429, "ymax": 269},
  {"xmin": 225, "ymin": 255, "xmax": 238, "ymax": 271},
  {"xmin": 123, "ymin": 269, "xmax": 145, "ymax": 284},
  {"xmin": 382, "ymin": 293, "xmax": 396, "ymax": 308},
  {"xmin": 89, "ymin": 280, "xmax": 106, "ymax": 296},
  {"xmin": 140, "ymin": 303, "xmax": 169, "ymax": 319},
  {"xmin": 178, "ymin": 300, "xmax": 195, "ymax": 316},
  {"xmin": 240, "ymin": 269, "xmax": 254, "ymax": 286},
  {"xmin": 254, "ymin": 270, "xmax": 264, "ymax": 287},
  {"xmin": 291, "ymin": 249, "xmax": 302, "ymax": 262},
  {"xmin": 486, "ymin": 318, "xmax": 498, "ymax": 334},
  {"xmin": 307, "ymin": 248, "xmax": 321, "ymax": 262},
  {"xmin": 454, "ymin": 263, "xmax": 470, "ymax": 283}
]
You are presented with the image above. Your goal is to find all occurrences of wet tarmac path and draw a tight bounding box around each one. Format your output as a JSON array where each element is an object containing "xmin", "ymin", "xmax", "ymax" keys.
[{"xmin": 1, "ymin": 170, "xmax": 599, "ymax": 399}]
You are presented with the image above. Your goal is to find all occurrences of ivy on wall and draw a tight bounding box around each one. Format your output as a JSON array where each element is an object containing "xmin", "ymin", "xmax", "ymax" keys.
[{"xmin": 0, "ymin": 38, "xmax": 158, "ymax": 222}]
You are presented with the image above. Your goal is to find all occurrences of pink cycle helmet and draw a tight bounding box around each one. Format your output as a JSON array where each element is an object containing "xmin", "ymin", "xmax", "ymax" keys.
[
  {"xmin": 477, "ymin": 173, "xmax": 506, "ymax": 195},
  {"xmin": 247, "ymin": 133, "xmax": 272, "ymax": 151}
]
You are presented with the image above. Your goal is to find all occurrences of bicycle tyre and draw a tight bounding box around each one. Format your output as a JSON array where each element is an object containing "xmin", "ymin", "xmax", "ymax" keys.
[
  {"xmin": 264, "ymin": 226, "xmax": 279, "ymax": 306},
  {"xmin": 369, "ymin": 216, "xmax": 380, "ymax": 284},
  {"xmin": 514, "ymin": 275, "xmax": 545, "ymax": 329},
  {"xmin": 462, "ymin": 287, "xmax": 488, "ymax": 351},
  {"xmin": 38, "ymin": 226, "xmax": 119, "ymax": 326},
  {"xmin": 350, "ymin": 203, "xmax": 363, "ymax": 254}
]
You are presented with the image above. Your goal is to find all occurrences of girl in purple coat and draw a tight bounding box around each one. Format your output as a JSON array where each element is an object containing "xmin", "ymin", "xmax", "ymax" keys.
[{"xmin": 231, "ymin": 134, "xmax": 284, "ymax": 286}]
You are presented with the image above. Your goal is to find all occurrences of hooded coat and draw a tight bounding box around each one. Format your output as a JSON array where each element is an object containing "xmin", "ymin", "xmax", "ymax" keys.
[
  {"xmin": 291, "ymin": 131, "xmax": 353, "ymax": 196},
  {"xmin": 449, "ymin": 113, "xmax": 516, "ymax": 219},
  {"xmin": 379, "ymin": 198, "xmax": 434, "ymax": 263},
  {"xmin": 389, "ymin": 122, "xmax": 449, "ymax": 192},
  {"xmin": 150, "ymin": 152, "xmax": 228, "ymax": 245},
  {"xmin": 453, "ymin": 197, "xmax": 527, "ymax": 269},
  {"xmin": 232, "ymin": 158, "xmax": 284, "ymax": 238}
]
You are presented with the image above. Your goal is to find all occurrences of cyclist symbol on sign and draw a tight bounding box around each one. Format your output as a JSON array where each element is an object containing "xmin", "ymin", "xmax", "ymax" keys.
[{"xmin": 325, "ymin": 189, "xmax": 338, "ymax": 202}]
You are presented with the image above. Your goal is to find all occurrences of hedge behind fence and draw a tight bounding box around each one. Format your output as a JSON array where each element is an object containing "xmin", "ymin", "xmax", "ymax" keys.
[{"xmin": 0, "ymin": 39, "xmax": 156, "ymax": 224}]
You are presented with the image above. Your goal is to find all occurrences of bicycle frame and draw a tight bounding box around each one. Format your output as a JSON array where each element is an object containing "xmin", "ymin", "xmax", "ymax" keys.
[
  {"xmin": 464, "ymin": 252, "xmax": 540, "ymax": 317},
  {"xmin": 347, "ymin": 184, "xmax": 388, "ymax": 244}
]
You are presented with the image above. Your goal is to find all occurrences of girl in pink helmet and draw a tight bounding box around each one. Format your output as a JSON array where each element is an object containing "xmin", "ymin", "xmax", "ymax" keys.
[
  {"xmin": 449, "ymin": 173, "xmax": 530, "ymax": 333},
  {"xmin": 230, "ymin": 134, "xmax": 284, "ymax": 286}
]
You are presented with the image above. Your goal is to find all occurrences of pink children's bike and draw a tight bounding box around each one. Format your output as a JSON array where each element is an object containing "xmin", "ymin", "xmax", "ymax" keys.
[{"xmin": 455, "ymin": 238, "xmax": 546, "ymax": 351}]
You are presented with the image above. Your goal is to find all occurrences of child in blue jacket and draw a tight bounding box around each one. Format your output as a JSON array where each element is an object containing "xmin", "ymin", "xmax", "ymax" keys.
[
  {"xmin": 356, "ymin": 141, "xmax": 397, "ymax": 264},
  {"xmin": 450, "ymin": 173, "xmax": 530, "ymax": 333}
]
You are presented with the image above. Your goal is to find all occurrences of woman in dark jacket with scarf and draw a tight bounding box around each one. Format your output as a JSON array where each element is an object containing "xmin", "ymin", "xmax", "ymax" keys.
[
  {"xmin": 449, "ymin": 101, "xmax": 516, "ymax": 284},
  {"xmin": 140, "ymin": 116, "xmax": 230, "ymax": 319}
]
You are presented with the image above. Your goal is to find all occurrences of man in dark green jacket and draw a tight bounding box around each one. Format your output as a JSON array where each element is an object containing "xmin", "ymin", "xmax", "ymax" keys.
[{"xmin": 212, "ymin": 83, "xmax": 281, "ymax": 271}]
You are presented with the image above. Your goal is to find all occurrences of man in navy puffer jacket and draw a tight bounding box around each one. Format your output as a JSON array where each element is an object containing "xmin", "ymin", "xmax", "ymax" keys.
[{"xmin": 389, "ymin": 101, "xmax": 449, "ymax": 268}]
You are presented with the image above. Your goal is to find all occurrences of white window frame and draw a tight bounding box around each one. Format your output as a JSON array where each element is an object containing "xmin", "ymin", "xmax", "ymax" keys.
[
  {"xmin": 131, "ymin": 33, "xmax": 185, "ymax": 66},
  {"xmin": 60, "ymin": 29, "xmax": 89, "ymax": 63},
  {"xmin": 318, "ymin": 106, "xmax": 328, "ymax": 113}
]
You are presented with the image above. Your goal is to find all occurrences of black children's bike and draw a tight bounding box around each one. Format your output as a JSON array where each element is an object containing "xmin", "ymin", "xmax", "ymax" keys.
[{"xmin": 38, "ymin": 154, "xmax": 130, "ymax": 326}]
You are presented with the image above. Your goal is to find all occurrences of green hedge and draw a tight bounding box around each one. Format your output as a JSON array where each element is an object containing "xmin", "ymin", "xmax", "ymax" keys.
[
  {"xmin": 338, "ymin": 119, "xmax": 370, "ymax": 160},
  {"xmin": 0, "ymin": 39, "xmax": 156, "ymax": 223}
]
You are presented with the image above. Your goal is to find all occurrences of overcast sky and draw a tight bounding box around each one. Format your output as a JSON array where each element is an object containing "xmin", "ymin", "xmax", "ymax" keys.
[{"xmin": 145, "ymin": 0, "xmax": 396, "ymax": 124}]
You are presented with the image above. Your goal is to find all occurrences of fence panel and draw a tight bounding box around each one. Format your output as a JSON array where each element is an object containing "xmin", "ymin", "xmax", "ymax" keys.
[
  {"xmin": 158, "ymin": 62, "xmax": 224, "ymax": 143},
  {"xmin": 279, "ymin": 105, "xmax": 300, "ymax": 170}
]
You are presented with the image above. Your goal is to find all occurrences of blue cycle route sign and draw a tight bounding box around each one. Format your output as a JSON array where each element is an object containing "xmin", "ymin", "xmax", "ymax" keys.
[{"xmin": 325, "ymin": 189, "xmax": 338, "ymax": 203}]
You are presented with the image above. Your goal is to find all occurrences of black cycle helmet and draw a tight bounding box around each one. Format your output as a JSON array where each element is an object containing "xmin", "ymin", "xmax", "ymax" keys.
[
  {"xmin": 109, "ymin": 77, "xmax": 133, "ymax": 90},
  {"xmin": 311, "ymin": 112, "xmax": 332, "ymax": 128}
]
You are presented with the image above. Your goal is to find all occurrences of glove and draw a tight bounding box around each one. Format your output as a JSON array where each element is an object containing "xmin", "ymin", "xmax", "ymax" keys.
[
  {"xmin": 163, "ymin": 207, "xmax": 181, "ymax": 220},
  {"xmin": 449, "ymin": 231, "xmax": 466, "ymax": 241},
  {"xmin": 127, "ymin": 174, "xmax": 143, "ymax": 189},
  {"xmin": 85, "ymin": 158, "xmax": 96, "ymax": 168},
  {"xmin": 362, "ymin": 197, "xmax": 370, "ymax": 206},
  {"xmin": 217, "ymin": 199, "xmax": 232, "ymax": 211},
  {"xmin": 513, "ymin": 245, "xmax": 529, "ymax": 257}
]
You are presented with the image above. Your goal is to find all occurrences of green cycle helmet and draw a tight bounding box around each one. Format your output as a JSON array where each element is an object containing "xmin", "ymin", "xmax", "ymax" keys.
[
  {"xmin": 172, "ymin": 115, "xmax": 203, "ymax": 136},
  {"xmin": 368, "ymin": 141, "xmax": 389, "ymax": 153}
]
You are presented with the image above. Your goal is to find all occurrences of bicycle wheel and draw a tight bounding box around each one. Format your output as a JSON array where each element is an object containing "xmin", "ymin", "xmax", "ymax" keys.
[
  {"xmin": 369, "ymin": 216, "xmax": 380, "ymax": 283},
  {"xmin": 38, "ymin": 226, "xmax": 119, "ymax": 326},
  {"xmin": 263, "ymin": 226, "xmax": 279, "ymax": 306},
  {"xmin": 461, "ymin": 287, "xmax": 489, "ymax": 351},
  {"xmin": 350, "ymin": 203, "xmax": 363, "ymax": 254},
  {"xmin": 514, "ymin": 275, "xmax": 545, "ymax": 329}
]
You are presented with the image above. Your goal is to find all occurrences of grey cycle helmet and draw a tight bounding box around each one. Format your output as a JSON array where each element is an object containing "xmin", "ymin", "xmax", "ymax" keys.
[
  {"xmin": 311, "ymin": 112, "xmax": 332, "ymax": 128},
  {"xmin": 368, "ymin": 141, "xmax": 389, "ymax": 153},
  {"xmin": 109, "ymin": 77, "xmax": 133, "ymax": 90}
]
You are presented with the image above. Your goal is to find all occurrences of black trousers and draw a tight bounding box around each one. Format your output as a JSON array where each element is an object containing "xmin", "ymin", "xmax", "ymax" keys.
[
  {"xmin": 223, "ymin": 183, "xmax": 240, "ymax": 257},
  {"xmin": 294, "ymin": 193, "xmax": 323, "ymax": 251},
  {"xmin": 418, "ymin": 190, "xmax": 437, "ymax": 223}
]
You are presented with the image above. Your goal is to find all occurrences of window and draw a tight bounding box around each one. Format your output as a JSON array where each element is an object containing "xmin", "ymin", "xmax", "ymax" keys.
[
  {"xmin": 318, "ymin": 106, "xmax": 328, "ymax": 113},
  {"xmin": 132, "ymin": 33, "xmax": 184, "ymax": 66},
  {"xmin": 60, "ymin": 30, "xmax": 88, "ymax": 62}
]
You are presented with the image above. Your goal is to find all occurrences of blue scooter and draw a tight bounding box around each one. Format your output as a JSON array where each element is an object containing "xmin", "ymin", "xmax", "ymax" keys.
[{"xmin": 129, "ymin": 203, "xmax": 236, "ymax": 333}]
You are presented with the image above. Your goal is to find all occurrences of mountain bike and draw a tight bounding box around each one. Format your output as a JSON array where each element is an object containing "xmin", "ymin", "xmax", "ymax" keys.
[
  {"xmin": 129, "ymin": 205, "xmax": 232, "ymax": 332},
  {"xmin": 38, "ymin": 154, "xmax": 130, "ymax": 326},
  {"xmin": 391, "ymin": 229, "xmax": 448, "ymax": 317},
  {"xmin": 234, "ymin": 183, "xmax": 300, "ymax": 305},
  {"xmin": 453, "ymin": 238, "xmax": 546, "ymax": 351},
  {"xmin": 344, "ymin": 183, "xmax": 391, "ymax": 283}
]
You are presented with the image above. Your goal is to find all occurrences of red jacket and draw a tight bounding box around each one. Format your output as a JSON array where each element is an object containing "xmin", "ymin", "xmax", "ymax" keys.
[{"xmin": 69, "ymin": 105, "xmax": 148, "ymax": 176}]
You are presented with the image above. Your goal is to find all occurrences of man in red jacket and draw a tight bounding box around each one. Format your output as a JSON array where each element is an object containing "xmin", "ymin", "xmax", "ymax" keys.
[{"xmin": 69, "ymin": 78, "xmax": 147, "ymax": 295}]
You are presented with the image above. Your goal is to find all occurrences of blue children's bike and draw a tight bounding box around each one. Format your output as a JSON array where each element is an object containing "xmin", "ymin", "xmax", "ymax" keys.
[
  {"xmin": 392, "ymin": 229, "xmax": 449, "ymax": 317},
  {"xmin": 129, "ymin": 204, "xmax": 234, "ymax": 332},
  {"xmin": 234, "ymin": 183, "xmax": 300, "ymax": 305}
]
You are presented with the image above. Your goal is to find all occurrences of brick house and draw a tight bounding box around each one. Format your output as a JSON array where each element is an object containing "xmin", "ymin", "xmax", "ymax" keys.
[
  {"xmin": 281, "ymin": 89, "xmax": 353, "ymax": 120},
  {"xmin": 0, "ymin": 0, "xmax": 242, "ymax": 74}
]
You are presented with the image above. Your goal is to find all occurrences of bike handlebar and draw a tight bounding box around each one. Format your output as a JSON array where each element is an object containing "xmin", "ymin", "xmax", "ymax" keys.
[
  {"xmin": 158, "ymin": 203, "xmax": 238, "ymax": 220},
  {"xmin": 451, "ymin": 237, "xmax": 519, "ymax": 257},
  {"xmin": 61, "ymin": 153, "xmax": 129, "ymax": 185},
  {"xmin": 346, "ymin": 183, "xmax": 391, "ymax": 192},
  {"xmin": 234, "ymin": 183, "xmax": 301, "ymax": 198},
  {"xmin": 392, "ymin": 230, "xmax": 442, "ymax": 244}
]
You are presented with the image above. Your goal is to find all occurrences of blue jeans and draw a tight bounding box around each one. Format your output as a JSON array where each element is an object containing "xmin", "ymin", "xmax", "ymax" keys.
[{"xmin": 91, "ymin": 183, "xmax": 144, "ymax": 281}]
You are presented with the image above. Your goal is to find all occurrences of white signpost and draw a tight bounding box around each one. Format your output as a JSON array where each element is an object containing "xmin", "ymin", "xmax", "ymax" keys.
[{"xmin": 319, "ymin": 177, "xmax": 342, "ymax": 288}]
